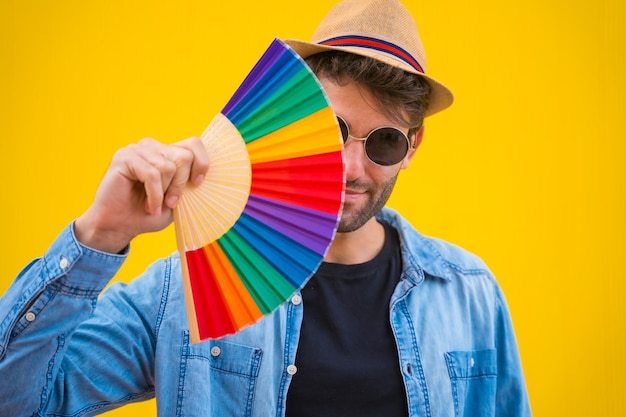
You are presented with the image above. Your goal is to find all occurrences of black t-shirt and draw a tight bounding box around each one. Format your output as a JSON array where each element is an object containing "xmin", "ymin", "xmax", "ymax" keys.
[{"xmin": 286, "ymin": 222, "xmax": 408, "ymax": 417}]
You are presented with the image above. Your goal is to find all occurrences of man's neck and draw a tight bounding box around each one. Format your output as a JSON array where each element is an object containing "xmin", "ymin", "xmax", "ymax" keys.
[{"xmin": 323, "ymin": 217, "xmax": 385, "ymax": 265}]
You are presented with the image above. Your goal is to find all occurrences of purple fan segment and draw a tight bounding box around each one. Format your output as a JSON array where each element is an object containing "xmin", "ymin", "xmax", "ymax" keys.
[
  {"xmin": 243, "ymin": 194, "xmax": 339, "ymax": 256},
  {"xmin": 222, "ymin": 39, "xmax": 288, "ymax": 116}
]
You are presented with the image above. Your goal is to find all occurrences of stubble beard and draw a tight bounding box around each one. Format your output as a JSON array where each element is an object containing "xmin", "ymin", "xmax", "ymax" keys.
[{"xmin": 336, "ymin": 174, "xmax": 399, "ymax": 233}]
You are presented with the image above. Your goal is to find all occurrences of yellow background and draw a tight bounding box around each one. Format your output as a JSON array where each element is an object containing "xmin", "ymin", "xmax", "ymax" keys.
[{"xmin": 1, "ymin": 0, "xmax": 624, "ymax": 415}]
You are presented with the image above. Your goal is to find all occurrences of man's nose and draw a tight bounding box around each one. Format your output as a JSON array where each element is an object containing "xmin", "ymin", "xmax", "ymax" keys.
[{"xmin": 343, "ymin": 140, "xmax": 367, "ymax": 181}]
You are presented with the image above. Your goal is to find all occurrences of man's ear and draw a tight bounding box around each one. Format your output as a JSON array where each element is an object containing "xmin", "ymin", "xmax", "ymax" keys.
[
  {"xmin": 413, "ymin": 124, "xmax": 425, "ymax": 150},
  {"xmin": 401, "ymin": 125, "xmax": 425, "ymax": 169}
]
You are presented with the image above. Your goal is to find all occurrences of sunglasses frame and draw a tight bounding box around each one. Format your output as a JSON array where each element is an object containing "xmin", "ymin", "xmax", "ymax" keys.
[{"xmin": 336, "ymin": 116, "xmax": 416, "ymax": 166}]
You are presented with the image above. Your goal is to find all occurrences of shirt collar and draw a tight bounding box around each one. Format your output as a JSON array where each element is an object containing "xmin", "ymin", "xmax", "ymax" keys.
[{"xmin": 376, "ymin": 207, "xmax": 490, "ymax": 284}]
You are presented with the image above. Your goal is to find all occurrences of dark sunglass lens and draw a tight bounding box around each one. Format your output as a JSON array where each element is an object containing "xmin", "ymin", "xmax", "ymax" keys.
[
  {"xmin": 366, "ymin": 128, "xmax": 408, "ymax": 166},
  {"xmin": 337, "ymin": 117, "xmax": 349, "ymax": 142}
]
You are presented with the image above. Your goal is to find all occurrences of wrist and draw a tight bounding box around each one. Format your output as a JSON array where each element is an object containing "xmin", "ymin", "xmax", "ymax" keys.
[{"xmin": 74, "ymin": 212, "xmax": 132, "ymax": 254}]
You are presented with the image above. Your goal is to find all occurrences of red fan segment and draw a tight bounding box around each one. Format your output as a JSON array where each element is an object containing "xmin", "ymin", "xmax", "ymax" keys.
[
  {"xmin": 186, "ymin": 243, "xmax": 264, "ymax": 340},
  {"xmin": 250, "ymin": 151, "xmax": 345, "ymax": 214}
]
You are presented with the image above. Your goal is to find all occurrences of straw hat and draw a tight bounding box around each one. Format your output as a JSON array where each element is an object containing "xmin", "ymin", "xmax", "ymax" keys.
[{"xmin": 285, "ymin": 0, "xmax": 454, "ymax": 117}]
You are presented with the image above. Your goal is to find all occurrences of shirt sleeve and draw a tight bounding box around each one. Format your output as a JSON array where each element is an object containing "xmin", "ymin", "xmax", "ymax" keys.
[
  {"xmin": 494, "ymin": 285, "xmax": 533, "ymax": 416},
  {"xmin": 0, "ymin": 222, "xmax": 128, "ymax": 415}
]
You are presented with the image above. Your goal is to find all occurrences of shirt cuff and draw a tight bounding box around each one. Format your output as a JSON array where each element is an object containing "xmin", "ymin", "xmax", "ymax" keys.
[{"xmin": 40, "ymin": 222, "xmax": 129, "ymax": 292}]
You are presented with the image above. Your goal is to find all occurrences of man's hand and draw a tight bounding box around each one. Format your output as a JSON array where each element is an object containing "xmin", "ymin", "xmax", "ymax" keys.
[{"xmin": 74, "ymin": 137, "xmax": 209, "ymax": 253}]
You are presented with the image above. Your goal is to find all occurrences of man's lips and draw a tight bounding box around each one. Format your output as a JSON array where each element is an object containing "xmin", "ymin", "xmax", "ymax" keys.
[{"xmin": 344, "ymin": 188, "xmax": 366, "ymax": 201}]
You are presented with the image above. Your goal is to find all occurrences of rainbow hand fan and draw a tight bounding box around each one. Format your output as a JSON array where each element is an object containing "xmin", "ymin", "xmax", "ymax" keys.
[{"xmin": 174, "ymin": 39, "xmax": 345, "ymax": 342}]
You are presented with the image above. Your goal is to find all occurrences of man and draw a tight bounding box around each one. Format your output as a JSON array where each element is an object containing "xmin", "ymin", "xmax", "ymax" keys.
[{"xmin": 0, "ymin": 0, "xmax": 531, "ymax": 415}]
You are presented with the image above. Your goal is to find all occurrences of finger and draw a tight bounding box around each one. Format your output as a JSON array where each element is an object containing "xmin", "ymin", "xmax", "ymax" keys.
[
  {"xmin": 132, "ymin": 140, "xmax": 184, "ymax": 211},
  {"xmin": 161, "ymin": 144, "xmax": 195, "ymax": 209},
  {"xmin": 119, "ymin": 150, "xmax": 167, "ymax": 216},
  {"xmin": 139, "ymin": 146, "xmax": 179, "ymax": 193},
  {"xmin": 169, "ymin": 136, "xmax": 209, "ymax": 186},
  {"xmin": 127, "ymin": 137, "xmax": 207, "ymax": 211},
  {"xmin": 184, "ymin": 136, "xmax": 210, "ymax": 186},
  {"xmin": 160, "ymin": 137, "xmax": 209, "ymax": 209}
]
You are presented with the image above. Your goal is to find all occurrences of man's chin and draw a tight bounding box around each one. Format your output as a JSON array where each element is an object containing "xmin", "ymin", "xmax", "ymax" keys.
[{"xmin": 336, "ymin": 213, "xmax": 369, "ymax": 233}]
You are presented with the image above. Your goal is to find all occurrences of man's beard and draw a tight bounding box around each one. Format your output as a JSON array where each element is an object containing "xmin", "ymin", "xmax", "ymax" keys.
[{"xmin": 337, "ymin": 174, "xmax": 398, "ymax": 233}]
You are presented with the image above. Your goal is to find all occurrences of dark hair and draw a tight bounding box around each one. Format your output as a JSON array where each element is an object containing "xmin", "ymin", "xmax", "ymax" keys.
[{"xmin": 305, "ymin": 51, "xmax": 431, "ymax": 136}]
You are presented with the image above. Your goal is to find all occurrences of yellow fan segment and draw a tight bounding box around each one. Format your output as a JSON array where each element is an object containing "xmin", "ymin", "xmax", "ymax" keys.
[
  {"xmin": 246, "ymin": 107, "xmax": 343, "ymax": 164},
  {"xmin": 175, "ymin": 113, "xmax": 252, "ymax": 251}
]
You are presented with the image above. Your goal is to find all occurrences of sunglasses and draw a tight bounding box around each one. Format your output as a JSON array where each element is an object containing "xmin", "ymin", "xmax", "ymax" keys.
[{"xmin": 337, "ymin": 116, "xmax": 415, "ymax": 166}]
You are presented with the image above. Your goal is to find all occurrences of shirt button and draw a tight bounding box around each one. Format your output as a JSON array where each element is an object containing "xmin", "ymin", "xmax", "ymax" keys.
[
  {"xmin": 210, "ymin": 346, "xmax": 221, "ymax": 357},
  {"xmin": 403, "ymin": 363, "xmax": 413, "ymax": 376},
  {"xmin": 25, "ymin": 312, "xmax": 36, "ymax": 322},
  {"xmin": 291, "ymin": 295, "xmax": 302, "ymax": 305},
  {"xmin": 287, "ymin": 364, "xmax": 298, "ymax": 375},
  {"xmin": 59, "ymin": 257, "xmax": 70, "ymax": 270}
]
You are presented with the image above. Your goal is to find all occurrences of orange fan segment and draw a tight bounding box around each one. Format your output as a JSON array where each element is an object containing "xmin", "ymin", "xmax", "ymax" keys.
[{"xmin": 202, "ymin": 243, "xmax": 263, "ymax": 330}]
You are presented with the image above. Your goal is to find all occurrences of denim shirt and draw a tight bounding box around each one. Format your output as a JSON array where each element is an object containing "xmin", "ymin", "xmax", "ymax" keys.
[{"xmin": 0, "ymin": 208, "xmax": 531, "ymax": 416}]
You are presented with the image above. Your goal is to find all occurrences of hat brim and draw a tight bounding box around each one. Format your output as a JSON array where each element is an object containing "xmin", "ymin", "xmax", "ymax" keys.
[{"xmin": 285, "ymin": 39, "xmax": 454, "ymax": 117}]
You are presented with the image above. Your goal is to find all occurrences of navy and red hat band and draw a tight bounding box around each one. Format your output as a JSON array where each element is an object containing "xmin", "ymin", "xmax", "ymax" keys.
[{"xmin": 318, "ymin": 35, "xmax": 424, "ymax": 74}]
